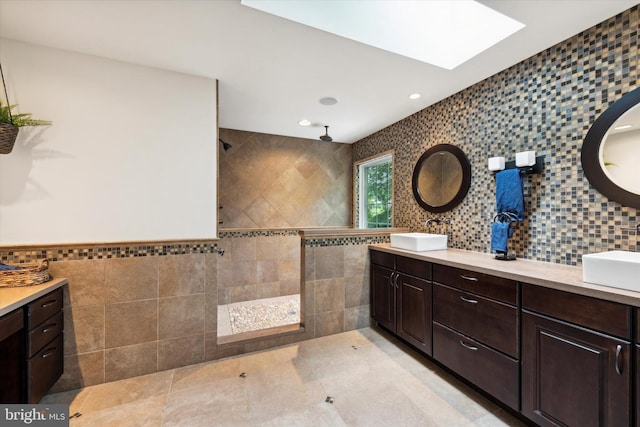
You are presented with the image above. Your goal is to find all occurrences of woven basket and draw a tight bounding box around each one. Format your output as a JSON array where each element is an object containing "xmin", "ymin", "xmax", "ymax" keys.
[
  {"xmin": 0, "ymin": 259, "xmax": 51, "ymax": 288},
  {"xmin": 0, "ymin": 122, "xmax": 19, "ymax": 154}
]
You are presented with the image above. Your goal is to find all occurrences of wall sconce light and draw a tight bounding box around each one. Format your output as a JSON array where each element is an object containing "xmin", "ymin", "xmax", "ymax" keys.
[
  {"xmin": 515, "ymin": 150, "xmax": 536, "ymax": 167},
  {"xmin": 488, "ymin": 156, "xmax": 506, "ymax": 171}
]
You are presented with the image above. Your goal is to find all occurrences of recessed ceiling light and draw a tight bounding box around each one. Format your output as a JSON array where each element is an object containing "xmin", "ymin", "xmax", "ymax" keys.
[
  {"xmin": 409, "ymin": 93, "xmax": 421, "ymax": 100},
  {"xmin": 298, "ymin": 119, "xmax": 311, "ymax": 126},
  {"xmin": 319, "ymin": 97, "xmax": 338, "ymax": 106},
  {"xmin": 242, "ymin": 0, "xmax": 525, "ymax": 70}
]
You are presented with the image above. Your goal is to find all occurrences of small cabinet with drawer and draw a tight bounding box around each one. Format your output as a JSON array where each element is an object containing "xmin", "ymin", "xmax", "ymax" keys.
[
  {"xmin": 521, "ymin": 284, "xmax": 632, "ymax": 427},
  {"xmin": 370, "ymin": 251, "xmax": 432, "ymax": 355},
  {"xmin": 431, "ymin": 264, "xmax": 520, "ymax": 410},
  {"xmin": 24, "ymin": 287, "xmax": 64, "ymax": 403}
]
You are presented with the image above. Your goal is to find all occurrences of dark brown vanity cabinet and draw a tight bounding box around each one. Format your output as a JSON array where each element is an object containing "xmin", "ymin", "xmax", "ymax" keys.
[
  {"xmin": 521, "ymin": 285, "xmax": 632, "ymax": 427},
  {"xmin": 370, "ymin": 251, "xmax": 432, "ymax": 355},
  {"xmin": 25, "ymin": 287, "xmax": 64, "ymax": 403},
  {"xmin": 0, "ymin": 287, "xmax": 63, "ymax": 404},
  {"xmin": 432, "ymin": 264, "xmax": 520, "ymax": 410}
]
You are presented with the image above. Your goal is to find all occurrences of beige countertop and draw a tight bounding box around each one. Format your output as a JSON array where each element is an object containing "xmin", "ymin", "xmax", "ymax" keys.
[
  {"xmin": 0, "ymin": 278, "xmax": 67, "ymax": 317},
  {"xmin": 370, "ymin": 244, "xmax": 640, "ymax": 307}
]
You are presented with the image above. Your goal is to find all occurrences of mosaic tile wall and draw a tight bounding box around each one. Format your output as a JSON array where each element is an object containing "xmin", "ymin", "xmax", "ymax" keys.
[{"xmin": 353, "ymin": 6, "xmax": 640, "ymax": 266}]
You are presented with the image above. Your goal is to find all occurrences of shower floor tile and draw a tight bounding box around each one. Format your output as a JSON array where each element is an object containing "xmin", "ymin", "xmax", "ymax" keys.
[{"xmin": 218, "ymin": 294, "xmax": 300, "ymax": 338}]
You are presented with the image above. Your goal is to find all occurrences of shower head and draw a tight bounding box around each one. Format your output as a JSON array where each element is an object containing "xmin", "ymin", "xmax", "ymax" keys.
[
  {"xmin": 219, "ymin": 139, "xmax": 232, "ymax": 151},
  {"xmin": 320, "ymin": 126, "xmax": 333, "ymax": 142}
]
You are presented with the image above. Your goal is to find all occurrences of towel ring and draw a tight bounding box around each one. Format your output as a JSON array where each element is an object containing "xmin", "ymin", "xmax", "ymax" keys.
[{"xmin": 493, "ymin": 212, "xmax": 519, "ymax": 223}]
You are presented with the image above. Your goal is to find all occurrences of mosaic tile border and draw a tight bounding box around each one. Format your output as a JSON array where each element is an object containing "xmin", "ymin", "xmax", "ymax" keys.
[
  {"xmin": 219, "ymin": 230, "xmax": 301, "ymax": 238},
  {"xmin": 0, "ymin": 241, "xmax": 221, "ymax": 264},
  {"xmin": 304, "ymin": 235, "xmax": 390, "ymax": 248}
]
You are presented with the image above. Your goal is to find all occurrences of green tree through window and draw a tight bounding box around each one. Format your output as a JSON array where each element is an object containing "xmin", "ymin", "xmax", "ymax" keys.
[{"xmin": 356, "ymin": 153, "xmax": 393, "ymax": 228}]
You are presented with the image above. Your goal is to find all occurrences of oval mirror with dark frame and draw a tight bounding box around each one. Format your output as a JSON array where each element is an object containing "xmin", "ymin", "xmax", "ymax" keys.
[
  {"xmin": 412, "ymin": 144, "xmax": 471, "ymax": 213},
  {"xmin": 582, "ymin": 87, "xmax": 640, "ymax": 209}
]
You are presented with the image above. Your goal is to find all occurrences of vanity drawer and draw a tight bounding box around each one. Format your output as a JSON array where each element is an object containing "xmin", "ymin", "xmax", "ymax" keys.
[
  {"xmin": 27, "ymin": 311, "xmax": 63, "ymax": 358},
  {"xmin": 0, "ymin": 309, "xmax": 24, "ymax": 342},
  {"xmin": 370, "ymin": 250, "xmax": 395, "ymax": 269},
  {"xmin": 26, "ymin": 288, "xmax": 63, "ymax": 330},
  {"xmin": 433, "ymin": 322, "xmax": 519, "ymax": 410},
  {"xmin": 26, "ymin": 333, "xmax": 63, "ymax": 404},
  {"xmin": 433, "ymin": 283, "xmax": 518, "ymax": 358},
  {"xmin": 522, "ymin": 284, "xmax": 631, "ymax": 339},
  {"xmin": 396, "ymin": 256, "xmax": 431, "ymax": 280},
  {"xmin": 433, "ymin": 264, "xmax": 517, "ymax": 305}
]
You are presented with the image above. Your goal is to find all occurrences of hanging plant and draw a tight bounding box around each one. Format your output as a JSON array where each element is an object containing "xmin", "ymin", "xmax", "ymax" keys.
[{"xmin": 0, "ymin": 63, "xmax": 52, "ymax": 155}]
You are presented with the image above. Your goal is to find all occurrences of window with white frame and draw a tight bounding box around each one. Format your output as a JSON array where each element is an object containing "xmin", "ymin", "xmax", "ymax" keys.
[{"xmin": 355, "ymin": 152, "xmax": 393, "ymax": 228}]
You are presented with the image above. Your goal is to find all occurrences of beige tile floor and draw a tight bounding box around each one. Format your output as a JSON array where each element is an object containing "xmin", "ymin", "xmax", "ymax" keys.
[{"xmin": 41, "ymin": 327, "xmax": 527, "ymax": 426}]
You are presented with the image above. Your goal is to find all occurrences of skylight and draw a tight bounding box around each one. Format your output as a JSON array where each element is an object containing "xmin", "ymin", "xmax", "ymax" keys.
[{"xmin": 241, "ymin": 0, "xmax": 525, "ymax": 70}]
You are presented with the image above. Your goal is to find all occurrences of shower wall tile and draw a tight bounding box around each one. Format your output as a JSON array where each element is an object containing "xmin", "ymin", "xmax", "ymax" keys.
[
  {"xmin": 257, "ymin": 259, "xmax": 278, "ymax": 283},
  {"xmin": 280, "ymin": 279, "xmax": 300, "ymax": 297},
  {"xmin": 218, "ymin": 128, "xmax": 352, "ymax": 229},
  {"xmin": 216, "ymin": 231, "xmax": 301, "ymax": 304},
  {"xmin": 256, "ymin": 282, "xmax": 280, "ymax": 299},
  {"xmin": 256, "ymin": 236, "xmax": 279, "ymax": 260},
  {"xmin": 228, "ymin": 284, "xmax": 257, "ymax": 302}
]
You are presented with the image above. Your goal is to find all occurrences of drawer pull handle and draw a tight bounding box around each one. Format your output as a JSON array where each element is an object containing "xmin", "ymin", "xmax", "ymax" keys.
[
  {"xmin": 42, "ymin": 323, "xmax": 57, "ymax": 333},
  {"xmin": 41, "ymin": 347, "xmax": 57, "ymax": 359},
  {"xmin": 41, "ymin": 300, "xmax": 58, "ymax": 309},
  {"xmin": 459, "ymin": 296, "xmax": 478, "ymax": 304},
  {"xmin": 459, "ymin": 275, "xmax": 478, "ymax": 282},
  {"xmin": 615, "ymin": 345, "xmax": 623, "ymax": 375},
  {"xmin": 459, "ymin": 340, "xmax": 478, "ymax": 351}
]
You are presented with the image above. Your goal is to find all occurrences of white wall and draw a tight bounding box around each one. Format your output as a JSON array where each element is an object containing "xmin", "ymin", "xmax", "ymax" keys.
[
  {"xmin": 602, "ymin": 129, "xmax": 640, "ymax": 194},
  {"xmin": 0, "ymin": 39, "xmax": 217, "ymax": 244}
]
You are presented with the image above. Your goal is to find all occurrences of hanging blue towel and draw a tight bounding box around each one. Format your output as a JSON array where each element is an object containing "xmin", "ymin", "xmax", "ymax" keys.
[
  {"xmin": 491, "ymin": 221, "xmax": 513, "ymax": 253},
  {"xmin": 496, "ymin": 169, "xmax": 524, "ymax": 221}
]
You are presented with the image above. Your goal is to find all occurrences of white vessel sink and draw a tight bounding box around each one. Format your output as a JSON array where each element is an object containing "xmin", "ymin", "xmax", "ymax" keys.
[
  {"xmin": 582, "ymin": 250, "xmax": 640, "ymax": 292},
  {"xmin": 390, "ymin": 233, "xmax": 447, "ymax": 252}
]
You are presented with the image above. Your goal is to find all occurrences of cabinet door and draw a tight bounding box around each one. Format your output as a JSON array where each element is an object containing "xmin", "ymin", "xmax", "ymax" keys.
[
  {"xmin": 522, "ymin": 312, "xmax": 631, "ymax": 427},
  {"xmin": 397, "ymin": 273, "xmax": 431, "ymax": 355},
  {"xmin": 370, "ymin": 264, "xmax": 395, "ymax": 331}
]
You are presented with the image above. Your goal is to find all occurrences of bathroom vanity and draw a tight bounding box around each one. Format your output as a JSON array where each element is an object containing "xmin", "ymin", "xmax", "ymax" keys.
[
  {"xmin": 370, "ymin": 245, "xmax": 639, "ymax": 427},
  {"xmin": 0, "ymin": 278, "xmax": 67, "ymax": 403}
]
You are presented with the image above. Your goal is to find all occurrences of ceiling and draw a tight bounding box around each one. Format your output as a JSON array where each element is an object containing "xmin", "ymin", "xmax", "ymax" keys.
[{"xmin": 0, "ymin": 0, "xmax": 637, "ymax": 144}]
